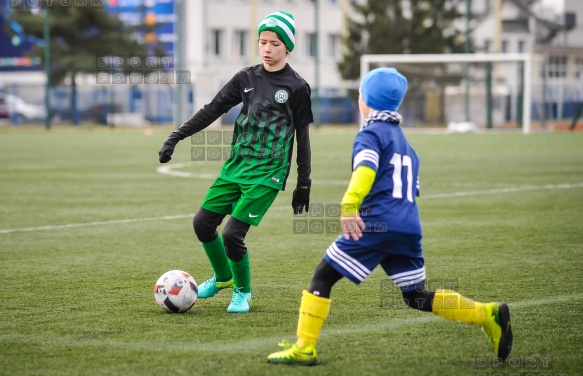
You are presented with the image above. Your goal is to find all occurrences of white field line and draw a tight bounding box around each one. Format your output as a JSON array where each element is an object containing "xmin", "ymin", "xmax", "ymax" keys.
[
  {"xmin": 156, "ymin": 162, "xmax": 216, "ymax": 179},
  {"xmin": 1, "ymin": 293, "xmax": 582, "ymax": 352},
  {"xmin": 156, "ymin": 161, "xmax": 347, "ymax": 185},
  {"xmin": 1, "ymin": 182, "xmax": 582, "ymax": 235},
  {"xmin": 422, "ymin": 182, "xmax": 583, "ymax": 199},
  {"xmin": 0, "ymin": 214, "xmax": 196, "ymax": 234}
]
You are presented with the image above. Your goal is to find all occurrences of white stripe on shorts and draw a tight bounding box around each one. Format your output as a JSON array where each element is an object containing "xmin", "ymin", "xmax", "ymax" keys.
[
  {"xmin": 392, "ymin": 268, "xmax": 426, "ymax": 284},
  {"xmin": 326, "ymin": 242, "xmax": 371, "ymax": 282},
  {"xmin": 390, "ymin": 267, "xmax": 426, "ymax": 288},
  {"xmin": 396, "ymin": 276, "xmax": 426, "ymax": 289}
]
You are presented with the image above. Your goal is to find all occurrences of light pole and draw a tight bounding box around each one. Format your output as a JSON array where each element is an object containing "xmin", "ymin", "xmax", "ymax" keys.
[
  {"xmin": 313, "ymin": 0, "xmax": 320, "ymax": 128},
  {"xmin": 174, "ymin": 0, "xmax": 185, "ymax": 128},
  {"xmin": 43, "ymin": 6, "xmax": 51, "ymax": 130},
  {"xmin": 464, "ymin": 0, "xmax": 472, "ymax": 123}
]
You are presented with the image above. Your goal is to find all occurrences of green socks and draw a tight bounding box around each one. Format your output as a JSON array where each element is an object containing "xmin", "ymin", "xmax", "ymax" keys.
[
  {"xmin": 229, "ymin": 253, "xmax": 251, "ymax": 293},
  {"xmin": 202, "ymin": 236, "xmax": 251, "ymax": 292},
  {"xmin": 201, "ymin": 236, "xmax": 232, "ymax": 282}
]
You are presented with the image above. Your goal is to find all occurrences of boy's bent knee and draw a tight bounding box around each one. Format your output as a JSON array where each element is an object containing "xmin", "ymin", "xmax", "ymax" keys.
[
  {"xmin": 222, "ymin": 218, "xmax": 250, "ymax": 261},
  {"xmin": 193, "ymin": 208, "xmax": 223, "ymax": 242}
]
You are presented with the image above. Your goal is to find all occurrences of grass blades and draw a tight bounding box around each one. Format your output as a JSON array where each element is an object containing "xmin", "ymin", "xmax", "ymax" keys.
[{"xmin": 1, "ymin": 126, "xmax": 582, "ymax": 375}]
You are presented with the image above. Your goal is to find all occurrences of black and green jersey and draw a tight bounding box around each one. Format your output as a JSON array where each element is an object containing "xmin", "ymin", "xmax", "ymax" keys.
[{"xmin": 172, "ymin": 63, "xmax": 313, "ymax": 191}]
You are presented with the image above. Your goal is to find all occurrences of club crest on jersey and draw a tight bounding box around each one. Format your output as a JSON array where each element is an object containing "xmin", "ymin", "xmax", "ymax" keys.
[{"xmin": 275, "ymin": 89, "xmax": 289, "ymax": 103}]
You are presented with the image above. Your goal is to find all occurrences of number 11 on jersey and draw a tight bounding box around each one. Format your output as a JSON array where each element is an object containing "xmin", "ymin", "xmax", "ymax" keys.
[{"xmin": 390, "ymin": 153, "xmax": 413, "ymax": 202}]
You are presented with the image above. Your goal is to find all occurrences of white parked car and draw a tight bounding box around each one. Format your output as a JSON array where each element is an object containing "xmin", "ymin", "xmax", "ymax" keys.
[{"xmin": 5, "ymin": 94, "xmax": 46, "ymax": 122}]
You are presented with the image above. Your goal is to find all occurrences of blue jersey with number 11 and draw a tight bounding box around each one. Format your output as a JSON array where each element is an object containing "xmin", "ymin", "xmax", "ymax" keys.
[{"xmin": 352, "ymin": 120, "xmax": 421, "ymax": 236}]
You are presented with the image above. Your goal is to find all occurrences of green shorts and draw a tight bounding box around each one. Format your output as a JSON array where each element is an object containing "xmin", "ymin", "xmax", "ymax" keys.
[{"xmin": 201, "ymin": 177, "xmax": 279, "ymax": 226}]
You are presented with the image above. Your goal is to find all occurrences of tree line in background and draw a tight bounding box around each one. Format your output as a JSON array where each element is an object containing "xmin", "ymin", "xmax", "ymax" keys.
[{"xmin": 338, "ymin": 0, "xmax": 466, "ymax": 80}]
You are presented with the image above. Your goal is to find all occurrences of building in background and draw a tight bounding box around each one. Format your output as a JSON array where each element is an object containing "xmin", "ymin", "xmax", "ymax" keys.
[
  {"xmin": 472, "ymin": 0, "xmax": 583, "ymax": 124},
  {"xmin": 184, "ymin": 0, "xmax": 349, "ymax": 126}
]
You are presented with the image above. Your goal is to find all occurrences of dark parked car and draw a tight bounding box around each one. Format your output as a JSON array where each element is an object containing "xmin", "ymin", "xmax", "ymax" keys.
[
  {"xmin": 52, "ymin": 102, "xmax": 122, "ymax": 124},
  {"xmin": 0, "ymin": 94, "xmax": 8, "ymax": 119}
]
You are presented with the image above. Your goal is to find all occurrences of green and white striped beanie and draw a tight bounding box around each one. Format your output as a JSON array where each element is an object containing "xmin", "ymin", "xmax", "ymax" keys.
[{"xmin": 257, "ymin": 11, "xmax": 296, "ymax": 52}]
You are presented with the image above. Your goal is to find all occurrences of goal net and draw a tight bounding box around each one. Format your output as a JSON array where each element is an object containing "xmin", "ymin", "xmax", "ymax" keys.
[{"xmin": 360, "ymin": 53, "xmax": 532, "ymax": 134}]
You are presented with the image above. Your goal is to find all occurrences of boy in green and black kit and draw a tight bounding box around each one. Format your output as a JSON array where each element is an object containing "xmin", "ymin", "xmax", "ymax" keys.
[{"xmin": 158, "ymin": 10, "xmax": 313, "ymax": 313}]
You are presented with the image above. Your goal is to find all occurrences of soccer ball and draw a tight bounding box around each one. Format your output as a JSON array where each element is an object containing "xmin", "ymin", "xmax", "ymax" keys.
[{"xmin": 154, "ymin": 270, "xmax": 198, "ymax": 313}]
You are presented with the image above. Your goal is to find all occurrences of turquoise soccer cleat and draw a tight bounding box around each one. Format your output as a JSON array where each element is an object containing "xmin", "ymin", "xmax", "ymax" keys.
[
  {"xmin": 197, "ymin": 275, "xmax": 234, "ymax": 299},
  {"xmin": 226, "ymin": 287, "xmax": 252, "ymax": 313}
]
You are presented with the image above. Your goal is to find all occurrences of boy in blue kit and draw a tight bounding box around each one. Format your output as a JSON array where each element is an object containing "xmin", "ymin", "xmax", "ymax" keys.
[{"xmin": 267, "ymin": 67, "xmax": 513, "ymax": 365}]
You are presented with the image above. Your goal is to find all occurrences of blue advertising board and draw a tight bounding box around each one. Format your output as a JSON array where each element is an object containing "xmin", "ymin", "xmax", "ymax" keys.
[
  {"xmin": 105, "ymin": 0, "xmax": 176, "ymax": 55},
  {"xmin": 0, "ymin": 0, "xmax": 175, "ymax": 71},
  {"xmin": 0, "ymin": 1, "xmax": 42, "ymax": 71}
]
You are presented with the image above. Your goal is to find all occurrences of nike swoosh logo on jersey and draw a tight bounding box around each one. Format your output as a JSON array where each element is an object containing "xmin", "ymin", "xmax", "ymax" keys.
[
  {"xmin": 244, "ymin": 88, "xmax": 254, "ymax": 93},
  {"xmin": 248, "ymin": 213, "xmax": 259, "ymax": 218}
]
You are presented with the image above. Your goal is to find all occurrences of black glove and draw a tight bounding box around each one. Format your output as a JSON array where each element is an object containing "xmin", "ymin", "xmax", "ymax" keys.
[
  {"xmin": 292, "ymin": 180, "xmax": 311, "ymax": 215},
  {"xmin": 158, "ymin": 134, "xmax": 181, "ymax": 163}
]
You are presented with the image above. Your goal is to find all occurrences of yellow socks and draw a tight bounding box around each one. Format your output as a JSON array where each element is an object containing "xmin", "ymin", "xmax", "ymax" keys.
[
  {"xmin": 296, "ymin": 290, "xmax": 331, "ymax": 349},
  {"xmin": 293, "ymin": 289, "xmax": 485, "ymax": 351},
  {"xmin": 432, "ymin": 289, "xmax": 486, "ymax": 325}
]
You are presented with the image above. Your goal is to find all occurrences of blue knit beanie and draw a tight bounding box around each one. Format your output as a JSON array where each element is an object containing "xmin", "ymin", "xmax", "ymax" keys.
[{"xmin": 360, "ymin": 67, "xmax": 408, "ymax": 111}]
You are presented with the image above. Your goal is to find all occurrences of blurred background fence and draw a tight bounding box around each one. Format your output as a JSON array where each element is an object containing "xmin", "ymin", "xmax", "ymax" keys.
[
  {"xmin": 1, "ymin": 83, "xmax": 361, "ymax": 126},
  {"xmin": 2, "ymin": 80, "xmax": 581, "ymax": 128}
]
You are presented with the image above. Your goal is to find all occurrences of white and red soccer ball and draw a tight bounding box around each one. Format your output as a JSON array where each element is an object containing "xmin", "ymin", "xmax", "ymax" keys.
[{"xmin": 154, "ymin": 270, "xmax": 198, "ymax": 313}]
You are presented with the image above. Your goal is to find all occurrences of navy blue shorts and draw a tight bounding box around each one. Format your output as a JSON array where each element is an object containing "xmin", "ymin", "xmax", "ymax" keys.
[{"xmin": 323, "ymin": 231, "xmax": 426, "ymax": 293}]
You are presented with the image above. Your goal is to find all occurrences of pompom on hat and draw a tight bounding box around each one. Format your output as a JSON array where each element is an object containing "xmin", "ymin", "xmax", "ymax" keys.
[
  {"xmin": 257, "ymin": 11, "xmax": 296, "ymax": 52},
  {"xmin": 360, "ymin": 67, "xmax": 408, "ymax": 111}
]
